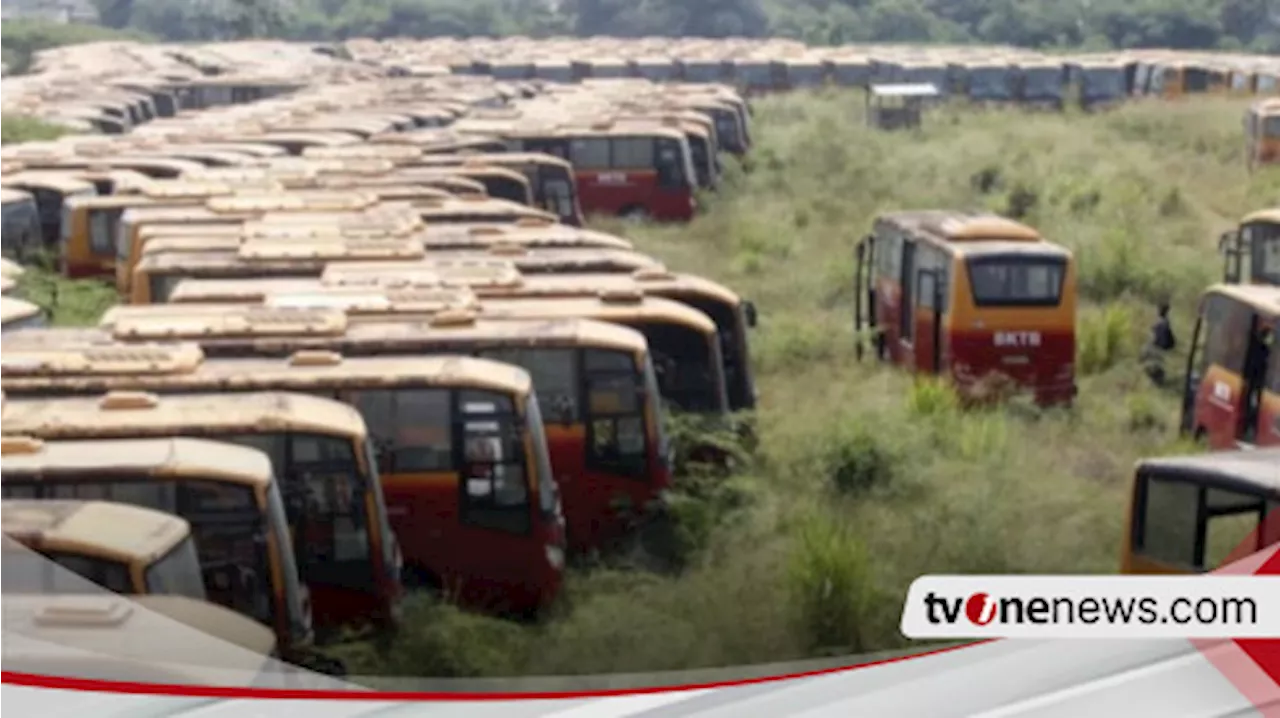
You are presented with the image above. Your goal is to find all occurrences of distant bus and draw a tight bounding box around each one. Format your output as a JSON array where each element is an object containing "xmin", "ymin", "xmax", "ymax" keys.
[
  {"xmin": 855, "ymin": 210, "xmax": 1078, "ymax": 406},
  {"xmin": 1220, "ymin": 208, "xmax": 1279, "ymax": 286},
  {"xmin": 408, "ymin": 153, "xmax": 584, "ymax": 225}
]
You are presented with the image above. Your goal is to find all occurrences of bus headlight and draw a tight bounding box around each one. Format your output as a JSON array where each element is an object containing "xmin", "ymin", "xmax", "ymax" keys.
[{"xmin": 545, "ymin": 544, "xmax": 565, "ymax": 570}]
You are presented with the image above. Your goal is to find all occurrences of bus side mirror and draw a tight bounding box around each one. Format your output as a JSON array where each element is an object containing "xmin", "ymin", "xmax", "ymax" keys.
[{"xmin": 743, "ymin": 300, "xmax": 758, "ymax": 328}]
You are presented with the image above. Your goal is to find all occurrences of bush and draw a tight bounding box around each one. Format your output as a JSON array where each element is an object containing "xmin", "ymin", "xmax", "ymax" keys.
[
  {"xmin": 906, "ymin": 377, "xmax": 960, "ymax": 418},
  {"xmin": 787, "ymin": 513, "xmax": 883, "ymax": 654},
  {"xmin": 1, "ymin": 116, "xmax": 72, "ymax": 143},
  {"xmin": 1078, "ymin": 304, "xmax": 1135, "ymax": 375},
  {"xmin": 824, "ymin": 424, "xmax": 897, "ymax": 495}
]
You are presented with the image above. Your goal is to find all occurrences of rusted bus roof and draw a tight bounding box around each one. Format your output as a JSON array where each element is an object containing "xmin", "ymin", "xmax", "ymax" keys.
[
  {"xmin": 873, "ymin": 210, "xmax": 1070, "ymax": 259},
  {"xmin": 0, "ymin": 171, "xmax": 98, "ymax": 195},
  {"xmin": 1242, "ymin": 207, "xmax": 1280, "ymax": 225},
  {"xmin": 2, "ymin": 499, "xmax": 191, "ymax": 565},
  {"xmin": 413, "ymin": 195, "xmax": 555, "ymax": 221},
  {"xmin": 1204, "ymin": 283, "xmax": 1280, "ymax": 315},
  {"xmin": 0, "ymin": 434, "xmax": 273, "ymax": 487},
  {"xmin": 1137, "ymin": 448, "xmax": 1280, "ymax": 496},
  {"xmin": 419, "ymin": 223, "xmax": 633, "ymax": 250},
  {"xmin": 2, "ymin": 297, "xmax": 43, "ymax": 324},
  {"xmin": 39, "ymin": 309, "xmax": 647, "ymax": 358},
  {"xmin": 0, "ymin": 388, "xmax": 368, "ymax": 441}
]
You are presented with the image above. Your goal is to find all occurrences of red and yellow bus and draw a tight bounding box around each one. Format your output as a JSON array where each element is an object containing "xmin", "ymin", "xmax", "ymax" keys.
[
  {"xmin": 0, "ymin": 385, "xmax": 396, "ymax": 640},
  {"xmin": 60, "ymin": 304, "xmax": 669, "ymax": 555},
  {"xmin": 451, "ymin": 117, "xmax": 699, "ymax": 222},
  {"xmin": 1180, "ymin": 283, "xmax": 1280, "ymax": 450},
  {"xmin": 855, "ymin": 211, "xmax": 1078, "ymax": 406},
  {"xmin": 313, "ymin": 261, "xmax": 759, "ymax": 413},
  {"xmin": 0, "ymin": 342, "xmax": 565, "ymax": 618},
  {"xmin": 1220, "ymin": 208, "xmax": 1280, "ymax": 286},
  {"xmin": 408, "ymin": 153, "xmax": 585, "ymax": 226}
]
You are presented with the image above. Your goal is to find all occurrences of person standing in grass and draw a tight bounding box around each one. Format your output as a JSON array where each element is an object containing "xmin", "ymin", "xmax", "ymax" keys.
[{"xmin": 1142, "ymin": 301, "xmax": 1177, "ymax": 386}]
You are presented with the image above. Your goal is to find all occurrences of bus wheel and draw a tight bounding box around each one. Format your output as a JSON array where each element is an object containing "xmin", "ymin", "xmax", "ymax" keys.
[
  {"xmin": 1193, "ymin": 427, "xmax": 1209, "ymax": 447},
  {"xmin": 620, "ymin": 206, "xmax": 649, "ymax": 222}
]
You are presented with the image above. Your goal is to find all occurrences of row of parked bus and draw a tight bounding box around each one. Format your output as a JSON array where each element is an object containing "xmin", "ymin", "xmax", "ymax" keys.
[{"xmin": 0, "ymin": 73, "xmax": 766, "ymax": 675}]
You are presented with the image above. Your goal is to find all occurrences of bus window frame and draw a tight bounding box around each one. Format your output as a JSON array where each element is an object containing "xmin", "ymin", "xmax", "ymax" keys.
[
  {"xmin": 5, "ymin": 549, "xmax": 136, "ymax": 594},
  {"xmin": 1133, "ymin": 471, "xmax": 1273, "ymax": 571},
  {"xmin": 965, "ymin": 254, "xmax": 1068, "ymax": 308},
  {"xmin": 143, "ymin": 535, "xmax": 209, "ymax": 600},
  {"xmin": 456, "ymin": 389, "xmax": 534, "ymax": 536},
  {"xmin": 582, "ymin": 347, "xmax": 650, "ymax": 481}
]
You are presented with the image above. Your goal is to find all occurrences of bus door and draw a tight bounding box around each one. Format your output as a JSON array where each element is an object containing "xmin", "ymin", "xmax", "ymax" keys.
[
  {"xmin": 914, "ymin": 264, "xmax": 945, "ymax": 374},
  {"xmin": 898, "ymin": 238, "xmax": 917, "ymax": 367},
  {"xmin": 853, "ymin": 235, "xmax": 879, "ymax": 360},
  {"xmin": 1239, "ymin": 317, "xmax": 1275, "ymax": 446},
  {"xmin": 1184, "ymin": 294, "xmax": 1271, "ymax": 448}
]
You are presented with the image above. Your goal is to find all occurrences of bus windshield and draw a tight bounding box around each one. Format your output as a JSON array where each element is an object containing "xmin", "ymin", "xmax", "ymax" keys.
[
  {"xmin": 1137, "ymin": 473, "xmax": 1278, "ymax": 571},
  {"xmin": 0, "ymin": 478, "xmax": 275, "ymax": 625},
  {"xmin": 966, "ymin": 256, "xmax": 1067, "ymax": 307},
  {"xmin": 220, "ymin": 432, "xmax": 371, "ymax": 591},
  {"xmin": 1249, "ymin": 222, "xmax": 1280, "ymax": 284},
  {"xmin": 144, "ymin": 536, "xmax": 208, "ymax": 599}
]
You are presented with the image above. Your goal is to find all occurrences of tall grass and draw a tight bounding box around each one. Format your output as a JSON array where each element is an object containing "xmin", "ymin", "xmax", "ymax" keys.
[{"xmin": 24, "ymin": 91, "xmax": 1280, "ymax": 678}]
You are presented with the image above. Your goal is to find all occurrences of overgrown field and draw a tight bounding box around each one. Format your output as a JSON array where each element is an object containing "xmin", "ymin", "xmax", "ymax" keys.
[{"xmin": 16, "ymin": 91, "xmax": 1280, "ymax": 679}]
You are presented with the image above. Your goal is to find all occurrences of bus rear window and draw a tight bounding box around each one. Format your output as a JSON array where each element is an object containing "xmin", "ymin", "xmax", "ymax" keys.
[{"xmin": 966, "ymin": 256, "xmax": 1066, "ymax": 307}]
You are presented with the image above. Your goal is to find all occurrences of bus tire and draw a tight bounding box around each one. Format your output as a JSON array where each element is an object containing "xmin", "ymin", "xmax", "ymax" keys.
[
  {"xmin": 1193, "ymin": 427, "xmax": 1208, "ymax": 446},
  {"xmin": 620, "ymin": 206, "xmax": 649, "ymax": 222}
]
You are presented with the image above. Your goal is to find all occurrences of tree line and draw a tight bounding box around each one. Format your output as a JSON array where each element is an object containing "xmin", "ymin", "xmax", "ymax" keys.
[{"xmin": 6, "ymin": 0, "xmax": 1278, "ymax": 64}]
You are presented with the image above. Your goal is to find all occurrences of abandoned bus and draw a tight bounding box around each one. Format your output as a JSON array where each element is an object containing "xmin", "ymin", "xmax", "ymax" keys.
[
  {"xmin": 271, "ymin": 289, "xmax": 730, "ymax": 417},
  {"xmin": 1246, "ymin": 99, "xmax": 1280, "ymax": 170},
  {"xmin": 855, "ymin": 211, "xmax": 1078, "ymax": 406},
  {"xmin": 59, "ymin": 182, "xmax": 238, "ymax": 278},
  {"xmin": 2, "ymin": 296, "xmax": 46, "ymax": 333},
  {"xmin": 1, "ymin": 346, "xmax": 563, "ymax": 618},
  {"xmin": 1221, "ymin": 208, "xmax": 1279, "ymax": 286},
  {"xmin": 129, "ymin": 236, "xmax": 428, "ymax": 304},
  {"xmin": 0, "ymin": 172, "xmax": 98, "ymax": 249},
  {"xmin": 3, "ymin": 498, "xmax": 204, "ymax": 599},
  {"xmin": 318, "ymin": 261, "xmax": 759, "ymax": 412},
  {"xmin": 2, "ymin": 188, "xmax": 44, "ymax": 261},
  {"xmin": 1180, "ymin": 283, "xmax": 1280, "ymax": 450},
  {"xmin": 409, "ymin": 153, "xmax": 584, "ymax": 225},
  {"xmin": 83, "ymin": 304, "xmax": 667, "ymax": 555},
  {"xmin": 0, "ymin": 433, "xmax": 315, "ymax": 665},
  {"xmin": 0, "ymin": 384, "xmax": 401, "ymax": 635},
  {"xmin": 1121, "ymin": 448, "xmax": 1280, "ymax": 574},
  {"xmin": 453, "ymin": 119, "xmax": 699, "ymax": 222},
  {"xmin": 417, "ymin": 222, "xmax": 633, "ymax": 251}
]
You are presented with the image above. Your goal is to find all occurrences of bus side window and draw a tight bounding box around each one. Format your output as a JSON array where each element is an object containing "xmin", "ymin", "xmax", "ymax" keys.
[
  {"xmin": 654, "ymin": 138, "xmax": 686, "ymax": 188},
  {"xmin": 570, "ymin": 138, "xmax": 610, "ymax": 170}
]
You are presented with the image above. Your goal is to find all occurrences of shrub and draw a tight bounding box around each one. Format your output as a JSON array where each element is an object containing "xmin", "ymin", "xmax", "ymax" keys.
[
  {"xmin": 1, "ymin": 116, "xmax": 72, "ymax": 143},
  {"xmin": 906, "ymin": 377, "xmax": 961, "ymax": 418},
  {"xmin": 787, "ymin": 513, "xmax": 883, "ymax": 654},
  {"xmin": 1078, "ymin": 304, "xmax": 1135, "ymax": 375},
  {"xmin": 824, "ymin": 423, "xmax": 897, "ymax": 495}
]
